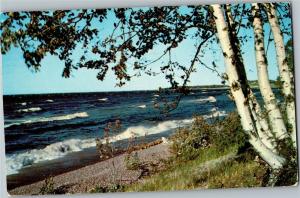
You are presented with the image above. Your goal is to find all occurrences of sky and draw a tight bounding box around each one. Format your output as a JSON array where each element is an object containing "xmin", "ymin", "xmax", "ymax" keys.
[{"xmin": 1, "ymin": 3, "xmax": 292, "ymax": 95}]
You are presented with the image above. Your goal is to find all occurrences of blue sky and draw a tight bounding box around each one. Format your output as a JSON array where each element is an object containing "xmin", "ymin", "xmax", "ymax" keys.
[{"xmin": 1, "ymin": 4, "xmax": 292, "ymax": 95}]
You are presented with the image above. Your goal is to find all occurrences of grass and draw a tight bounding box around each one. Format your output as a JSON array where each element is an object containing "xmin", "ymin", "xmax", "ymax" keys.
[
  {"xmin": 125, "ymin": 145, "xmax": 237, "ymax": 192},
  {"xmin": 125, "ymin": 145, "xmax": 266, "ymax": 192},
  {"xmin": 125, "ymin": 112, "xmax": 268, "ymax": 192},
  {"xmin": 90, "ymin": 112, "xmax": 273, "ymax": 193}
]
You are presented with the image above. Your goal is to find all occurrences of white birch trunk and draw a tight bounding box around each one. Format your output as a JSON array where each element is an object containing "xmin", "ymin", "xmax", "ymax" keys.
[
  {"xmin": 225, "ymin": 5, "xmax": 276, "ymax": 151},
  {"xmin": 252, "ymin": 3, "xmax": 289, "ymax": 141},
  {"xmin": 248, "ymin": 97, "xmax": 276, "ymax": 152},
  {"xmin": 225, "ymin": 5, "xmax": 275, "ymax": 151},
  {"xmin": 265, "ymin": 3, "xmax": 297, "ymax": 147},
  {"xmin": 212, "ymin": 4, "xmax": 285, "ymax": 169}
]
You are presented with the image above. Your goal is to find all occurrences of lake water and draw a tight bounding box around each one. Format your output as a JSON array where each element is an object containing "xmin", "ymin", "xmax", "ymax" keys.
[{"xmin": 3, "ymin": 88, "xmax": 236, "ymax": 176}]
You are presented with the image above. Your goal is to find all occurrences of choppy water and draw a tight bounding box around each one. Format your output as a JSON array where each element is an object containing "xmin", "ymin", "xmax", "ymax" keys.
[{"xmin": 4, "ymin": 89, "xmax": 235, "ymax": 175}]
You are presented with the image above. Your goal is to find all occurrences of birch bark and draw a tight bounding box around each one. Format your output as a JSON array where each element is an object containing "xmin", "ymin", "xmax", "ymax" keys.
[
  {"xmin": 225, "ymin": 4, "xmax": 275, "ymax": 151},
  {"xmin": 212, "ymin": 4, "xmax": 285, "ymax": 169},
  {"xmin": 252, "ymin": 3, "xmax": 289, "ymax": 141},
  {"xmin": 265, "ymin": 3, "xmax": 297, "ymax": 146}
]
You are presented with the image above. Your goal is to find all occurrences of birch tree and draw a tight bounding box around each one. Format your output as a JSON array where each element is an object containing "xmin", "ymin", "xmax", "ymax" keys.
[
  {"xmin": 211, "ymin": 3, "xmax": 297, "ymax": 184},
  {"xmin": 252, "ymin": 3, "xmax": 288, "ymax": 141},
  {"xmin": 1, "ymin": 2, "xmax": 297, "ymax": 185},
  {"xmin": 265, "ymin": 3, "xmax": 297, "ymax": 147},
  {"xmin": 211, "ymin": 4, "xmax": 286, "ymax": 172}
]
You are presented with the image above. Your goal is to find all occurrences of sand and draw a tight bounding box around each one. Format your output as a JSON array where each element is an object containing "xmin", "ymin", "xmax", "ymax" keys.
[{"xmin": 8, "ymin": 142, "xmax": 172, "ymax": 195}]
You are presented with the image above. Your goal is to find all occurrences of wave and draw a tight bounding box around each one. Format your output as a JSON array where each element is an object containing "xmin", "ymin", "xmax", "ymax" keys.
[
  {"xmin": 153, "ymin": 94, "xmax": 160, "ymax": 97},
  {"xmin": 20, "ymin": 102, "xmax": 27, "ymax": 106},
  {"xmin": 6, "ymin": 138, "xmax": 96, "ymax": 175},
  {"xmin": 195, "ymin": 96, "xmax": 216, "ymax": 103},
  {"xmin": 98, "ymin": 98, "xmax": 108, "ymax": 102},
  {"xmin": 4, "ymin": 112, "xmax": 89, "ymax": 129},
  {"xmin": 203, "ymin": 108, "xmax": 227, "ymax": 119},
  {"xmin": 5, "ymin": 118, "xmax": 193, "ymax": 175},
  {"xmin": 46, "ymin": 99, "xmax": 54, "ymax": 103},
  {"xmin": 137, "ymin": 104, "xmax": 147, "ymax": 108},
  {"xmin": 5, "ymin": 109, "xmax": 227, "ymax": 175},
  {"xmin": 16, "ymin": 107, "xmax": 42, "ymax": 113},
  {"xmin": 111, "ymin": 119, "xmax": 193, "ymax": 142}
]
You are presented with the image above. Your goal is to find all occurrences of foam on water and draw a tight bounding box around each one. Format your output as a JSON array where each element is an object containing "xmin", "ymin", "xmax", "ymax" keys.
[
  {"xmin": 45, "ymin": 99, "xmax": 54, "ymax": 103},
  {"xmin": 203, "ymin": 109, "xmax": 227, "ymax": 119},
  {"xmin": 98, "ymin": 98, "xmax": 108, "ymax": 102},
  {"xmin": 5, "ymin": 118, "xmax": 193, "ymax": 175},
  {"xmin": 6, "ymin": 138, "xmax": 96, "ymax": 175},
  {"xmin": 195, "ymin": 96, "xmax": 216, "ymax": 103},
  {"xmin": 16, "ymin": 107, "xmax": 42, "ymax": 113},
  {"xmin": 4, "ymin": 112, "xmax": 89, "ymax": 128},
  {"xmin": 137, "ymin": 104, "xmax": 147, "ymax": 108},
  {"xmin": 5, "ymin": 109, "xmax": 227, "ymax": 175},
  {"xmin": 111, "ymin": 119, "xmax": 193, "ymax": 142}
]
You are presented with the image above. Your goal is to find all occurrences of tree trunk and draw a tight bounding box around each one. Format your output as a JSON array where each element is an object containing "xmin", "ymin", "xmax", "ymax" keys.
[
  {"xmin": 212, "ymin": 4, "xmax": 285, "ymax": 169},
  {"xmin": 225, "ymin": 4, "xmax": 276, "ymax": 152},
  {"xmin": 252, "ymin": 3, "xmax": 289, "ymax": 141},
  {"xmin": 265, "ymin": 3, "xmax": 297, "ymax": 147},
  {"xmin": 248, "ymin": 94, "xmax": 276, "ymax": 152}
]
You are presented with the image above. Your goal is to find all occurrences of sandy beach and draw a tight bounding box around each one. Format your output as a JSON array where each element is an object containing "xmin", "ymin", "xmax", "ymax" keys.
[{"xmin": 8, "ymin": 141, "xmax": 172, "ymax": 195}]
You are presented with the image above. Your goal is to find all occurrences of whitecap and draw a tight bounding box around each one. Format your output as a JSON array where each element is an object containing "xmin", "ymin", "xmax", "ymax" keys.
[
  {"xmin": 137, "ymin": 104, "xmax": 146, "ymax": 108},
  {"xmin": 195, "ymin": 96, "xmax": 216, "ymax": 103},
  {"xmin": 16, "ymin": 107, "xmax": 42, "ymax": 113},
  {"xmin": 4, "ymin": 112, "xmax": 89, "ymax": 128},
  {"xmin": 6, "ymin": 118, "xmax": 193, "ymax": 175},
  {"xmin": 111, "ymin": 119, "xmax": 193, "ymax": 142},
  {"xmin": 45, "ymin": 99, "xmax": 54, "ymax": 103},
  {"xmin": 203, "ymin": 110, "xmax": 227, "ymax": 119},
  {"xmin": 6, "ymin": 138, "xmax": 96, "ymax": 175},
  {"xmin": 98, "ymin": 98, "xmax": 108, "ymax": 102},
  {"xmin": 153, "ymin": 94, "xmax": 160, "ymax": 97}
]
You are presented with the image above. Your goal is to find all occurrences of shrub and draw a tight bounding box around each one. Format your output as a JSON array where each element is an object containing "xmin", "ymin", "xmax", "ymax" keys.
[
  {"xmin": 170, "ymin": 112, "xmax": 247, "ymax": 161},
  {"xmin": 124, "ymin": 152, "xmax": 141, "ymax": 170},
  {"xmin": 39, "ymin": 176, "xmax": 55, "ymax": 195},
  {"xmin": 90, "ymin": 184, "xmax": 125, "ymax": 193}
]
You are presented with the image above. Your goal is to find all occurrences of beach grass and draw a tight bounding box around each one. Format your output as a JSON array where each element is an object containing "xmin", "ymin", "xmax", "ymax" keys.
[
  {"xmin": 124, "ymin": 113, "xmax": 267, "ymax": 192},
  {"xmin": 124, "ymin": 145, "xmax": 266, "ymax": 192}
]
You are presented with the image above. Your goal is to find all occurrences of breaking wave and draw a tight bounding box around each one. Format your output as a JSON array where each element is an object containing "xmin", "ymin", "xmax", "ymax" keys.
[
  {"xmin": 5, "ymin": 118, "xmax": 193, "ymax": 175},
  {"xmin": 195, "ymin": 96, "xmax": 216, "ymax": 103},
  {"xmin": 16, "ymin": 107, "xmax": 42, "ymax": 113},
  {"xmin": 4, "ymin": 112, "xmax": 89, "ymax": 129},
  {"xmin": 6, "ymin": 138, "xmax": 96, "ymax": 175},
  {"xmin": 6, "ymin": 109, "xmax": 227, "ymax": 175},
  {"xmin": 45, "ymin": 99, "xmax": 54, "ymax": 103},
  {"xmin": 203, "ymin": 108, "xmax": 227, "ymax": 119},
  {"xmin": 137, "ymin": 104, "xmax": 147, "ymax": 108},
  {"xmin": 98, "ymin": 98, "xmax": 108, "ymax": 102}
]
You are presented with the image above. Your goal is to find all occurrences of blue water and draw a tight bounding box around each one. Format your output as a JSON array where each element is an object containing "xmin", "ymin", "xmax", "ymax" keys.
[{"xmin": 3, "ymin": 89, "xmax": 235, "ymax": 175}]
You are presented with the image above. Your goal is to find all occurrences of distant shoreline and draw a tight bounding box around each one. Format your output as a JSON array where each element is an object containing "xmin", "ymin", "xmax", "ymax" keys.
[{"xmin": 3, "ymin": 85, "xmax": 229, "ymax": 96}]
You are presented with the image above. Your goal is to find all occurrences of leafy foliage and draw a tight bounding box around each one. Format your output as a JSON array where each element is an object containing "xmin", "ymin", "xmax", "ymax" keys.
[{"xmin": 170, "ymin": 112, "xmax": 247, "ymax": 161}]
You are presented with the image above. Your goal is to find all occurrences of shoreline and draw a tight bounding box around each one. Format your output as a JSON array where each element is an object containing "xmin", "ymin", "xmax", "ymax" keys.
[
  {"xmin": 8, "ymin": 139, "xmax": 171, "ymax": 195},
  {"xmin": 7, "ymin": 131, "xmax": 173, "ymax": 190}
]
